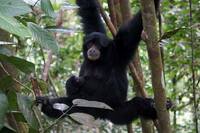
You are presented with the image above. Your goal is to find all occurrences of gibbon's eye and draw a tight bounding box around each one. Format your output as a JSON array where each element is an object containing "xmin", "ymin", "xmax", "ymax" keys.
[{"xmin": 87, "ymin": 42, "xmax": 93, "ymax": 49}]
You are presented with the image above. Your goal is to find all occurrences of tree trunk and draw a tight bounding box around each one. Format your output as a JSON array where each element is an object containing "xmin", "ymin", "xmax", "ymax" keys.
[{"xmin": 139, "ymin": 0, "xmax": 171, "ymax": 133}]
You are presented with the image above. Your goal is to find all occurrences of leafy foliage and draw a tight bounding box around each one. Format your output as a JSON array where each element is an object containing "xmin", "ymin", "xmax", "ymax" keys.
[
  {"xmin": 17, "ymin": 94, "xmax": 39, "ymax": 130},
  {"xmin": 0, "ymin": 0, "xmax": 199, "ymax": 132},
  {"xmin": 0, "ymin": 93, "xmax": 8, "ymax": 130},
  {"xmin": 0, "ymin": 0, "xmax": 31, "ymax": 16},
  {"xmin": 0, "ymin": 76, "xmax": 13, "ymax": 91},
  {"xmin": 0, "ymin": 12, "xmax": 30, "ymax": 38},
  {"xmin": 41, "ymin": 0, "xmax": 56, "ymax": 18},
  {"xmin": 28, "ymin": 22, "xmax": 59, "ymax": 54},
  {"xmin": 0, "ymin": 54, "xmax": 35, "ymax": 74}
]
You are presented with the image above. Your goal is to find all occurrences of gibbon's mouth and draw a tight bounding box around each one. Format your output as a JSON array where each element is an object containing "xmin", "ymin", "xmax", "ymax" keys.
[
  {"xmin": 87, "ymin": 55, "xmax": 100, "ymax": 61},
  {"xmin": 87, "ymin": 52, "xmax": 100, "ymax": 61}
]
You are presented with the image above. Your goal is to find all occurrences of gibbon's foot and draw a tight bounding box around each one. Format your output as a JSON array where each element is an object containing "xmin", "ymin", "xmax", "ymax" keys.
[
  {"xmin": 146, "ymin": 98, "xmax": 174, "ymax": 110},
  {"xmin": 140, "ymin": 97, "xmax": 173, "ymax": 120},
  {"xmin": 35, "ymin": 96, "xmax": 73, "ymax": 118},
  {"xmin": 35, "ymin": 96, "xmax": 49, "ymax": 106},
  {"xmin": 166, "ymin": 98, "xmax": 174, "ymax": 110}
]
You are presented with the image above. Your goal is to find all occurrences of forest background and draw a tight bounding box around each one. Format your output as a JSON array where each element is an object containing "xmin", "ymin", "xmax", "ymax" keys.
[{"xmin": 0, "ymin": 0, "xmax": 199, "ymax": 133}]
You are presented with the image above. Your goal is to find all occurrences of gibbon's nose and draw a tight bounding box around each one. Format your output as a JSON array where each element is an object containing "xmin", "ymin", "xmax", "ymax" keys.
[{"xmin": 88, "ymin": 49, "xmax": 96, "ymax": 55}]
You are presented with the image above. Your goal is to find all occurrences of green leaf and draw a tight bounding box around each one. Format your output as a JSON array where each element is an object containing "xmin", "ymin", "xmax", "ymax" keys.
[
  {"xmin": 0, "ymin": 93, "xmax": 8, "ymax": 130},
  {"xmin": 0, "ymin": 0, "xmax": 31, "ymax": 16},
  {"xmin": 38, "ymin": 79, "xmax": 48, "ymax": 93},
  {"xmin": 41, "ymin": 0, "xmax": 56, "ymax": 18},
  {"xmin": 28, "ymin": 22, "xmax": 59, "ymax": 54},
  {"xmin": 17, "ymin": 94, "xmax": 39, "ymax": 130},
  {"xmin": 12, "ymin": 112, "xmax": 26, "ymax": 123},
  {"xmin": 0, "ymin": 54, "xmax": 35, "ymax": 74},
  {"xmin": 0, "ymin": 12, "xmax": 31, "ymax": 38},
  {"xmin": 0, "ymin": 128, "xmax": 15, "ymax": 133},
  {"xmin": 160, "ymin": 27, "xmax": 186, "ymax": 41},
  {"xmin": 7, "ymin": 91, "xmax": 18, "ymax": 111},
  {"xmin": 3, "ymin": 122, "xmax": 16, "ymax": 132},
  {"xmin": 0, "ymin": 76, "xmax": 13, "ymax": 91},
  {"xmin": 0, "ymin": 47, "xmax": 12, "ymax": 56},
  {"xmin": 29, "ymin": 128, "xmax": 39, "ymax": 133}
]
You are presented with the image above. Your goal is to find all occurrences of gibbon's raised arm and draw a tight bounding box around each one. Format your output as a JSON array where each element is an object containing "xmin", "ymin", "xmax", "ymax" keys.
[
  {"xmin": 114, "ymin": 0, "xmax": 160, "ymax": 66},
  {"xmin": 76, "ymin": 0, "xmax": 106, "ymax": 35}
]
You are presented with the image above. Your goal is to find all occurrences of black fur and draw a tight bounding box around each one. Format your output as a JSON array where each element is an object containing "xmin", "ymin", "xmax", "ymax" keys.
[{"xmin": 36, "ymin": 0, "xmax": 171, "ymax": 125}]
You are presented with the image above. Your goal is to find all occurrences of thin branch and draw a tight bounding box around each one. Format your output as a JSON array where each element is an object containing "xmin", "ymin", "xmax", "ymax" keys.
[
  {"xmin": 48, "ymin": 73, "xmax": 58, "ymax": 97},
  {"xmin": 196, "ymin": 77, "xmax": 200, "ymax": 87},
  {"xmin": 33, "ymin": 0, "xmax": 40, "ymax": 7},
  {"xmin": 97, "ymin": 0, "xmax": 117, "ymax": 36},
  {"xmin": 32, "ymin": 106, "xmax": 44, "ymax": 132},
  {"xmin": 107, "ymin": 0, "xmax": 117, "ymax": 28},
  {"xmin": 7, "ymin": 113, "xmax": 21, "ymax": 132},
  {"xmin": 189, "ymin": 0, "xmax": 199, "ymax": 132},
  {"xmin": 129, "ymin": 63, "xmax": 147, "ymax": 97},
  {"xmin": 0, "ymin": 63, "xmax": 35, "ymax": 97},
  {"xmin": 42, "ymin": 50, "xmax": 53, "ymax": 81},
  {"xmin": 42, "ymin": 10, "xmax": 63, "ymax": 83},
  {"xmin": 43, "ymin": 104, "xmax": 77, "ymax": 133},
  {"xmin": 30, "ymin": 76, "xmax": 41, "ymax": 96}
]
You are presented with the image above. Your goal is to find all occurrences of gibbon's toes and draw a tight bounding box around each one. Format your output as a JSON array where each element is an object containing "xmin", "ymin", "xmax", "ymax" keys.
[{"xmin": 166, "ymin": 98, "xmax": 175, "ymax": 110}]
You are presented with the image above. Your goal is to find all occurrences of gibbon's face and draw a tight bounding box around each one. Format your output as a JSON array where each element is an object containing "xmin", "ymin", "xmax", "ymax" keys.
[
  {"xmin": 83, "ymin": 32, "xmax": 110, "ymax": 61},
  {"xmin": 86, "ymin": 42, "xmax": 101, "ymax": 61}
]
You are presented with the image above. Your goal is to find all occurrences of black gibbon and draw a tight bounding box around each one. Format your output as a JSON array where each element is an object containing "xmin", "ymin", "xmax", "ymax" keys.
[{"xmin": 36, "ymin": 0, "xmax": 172, "ymax": 125}]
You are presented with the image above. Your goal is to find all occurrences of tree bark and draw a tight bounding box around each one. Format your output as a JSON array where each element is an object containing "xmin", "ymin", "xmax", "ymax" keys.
[
  {"xmin": 107, "ymin": 0, "xmax": 118, "ymax": 28},
  {"xmin": 139, "ymin": 0, "xmax": 171, "ymax": 133},
  {"xmin": 113, "ymin": 0, "xmax": 122, "ymax": 27}
]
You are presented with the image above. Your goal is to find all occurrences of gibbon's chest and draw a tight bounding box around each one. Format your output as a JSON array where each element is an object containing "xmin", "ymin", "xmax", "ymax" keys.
[
  {"xmin": 82, "ymin": 66, "xmax": 126, "ymax": 87},
  {"xmin": 83, "ymin": 66, "xmax": 114, "ymax": 81}
]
